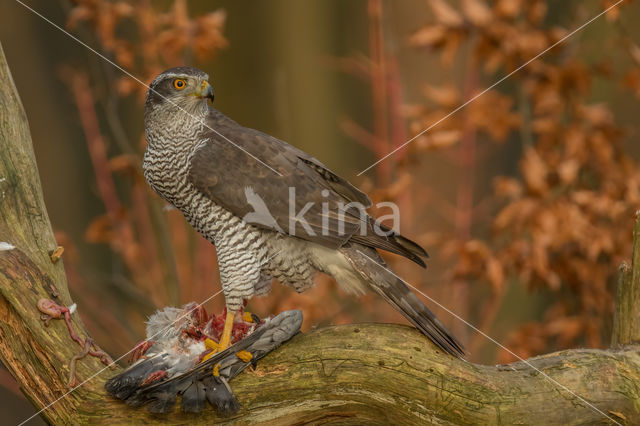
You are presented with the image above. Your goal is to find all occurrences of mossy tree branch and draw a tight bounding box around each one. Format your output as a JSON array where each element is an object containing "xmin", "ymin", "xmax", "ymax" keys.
[{"xmin": 1, "ymin": 42, "xmax": 639, "ymax": 425}]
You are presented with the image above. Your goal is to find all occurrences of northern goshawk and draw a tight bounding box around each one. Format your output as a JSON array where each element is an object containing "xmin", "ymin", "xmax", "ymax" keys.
[{"xmin": 142, "ymin": 66, "xmax": 464, "ymax": 357}]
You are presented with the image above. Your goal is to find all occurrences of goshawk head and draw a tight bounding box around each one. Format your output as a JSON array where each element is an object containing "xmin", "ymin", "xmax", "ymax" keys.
[{"xmin": 145, "ymin": 66, "xmax": 214, "ymax": 116}]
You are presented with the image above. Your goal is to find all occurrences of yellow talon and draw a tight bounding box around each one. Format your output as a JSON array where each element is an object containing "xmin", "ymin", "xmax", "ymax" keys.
[
  {"xmin": 242, "ymin": 311, "xmax": 254, "ymax": 323},
  {"xmin": 236, "ymin": 350, "xmax": 253, "ymax": 363},
  {"xmin": 204, "ymin": 338, "xmax": 219, "ymax": 351},
  {"xmin": 212, "ymin": 363, "xmax": 220, "ymax": 377},
  {"xmin": 218, "ymin": 311, "xmax": 235, "ymax": 351},
  {"xmin": 200, "ymin": 338, "xmax": 220, "ymax": 363}
]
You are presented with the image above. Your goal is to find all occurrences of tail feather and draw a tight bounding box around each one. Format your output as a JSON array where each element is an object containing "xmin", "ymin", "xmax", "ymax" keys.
[
  {"xmin": 203, "ymin": 376, "xmax": 240, "ymax": 415},
  {"xmin": 348, "ymin": 219, "xmax": 429, "ymax": 268},
  {"xmin": 104, "ymin": 354, "xmax": 169, "ymax": 400},
  {"xmin": 182, "ymin": 381, "xmax": 207, "ymax": 413},
  {"xmin": 379, "ymin": 281, "xmax": 465, "ymax": 356},
  {"xmin": 342, "ymin": 246, "xmax": 465, "ymax": 357}
]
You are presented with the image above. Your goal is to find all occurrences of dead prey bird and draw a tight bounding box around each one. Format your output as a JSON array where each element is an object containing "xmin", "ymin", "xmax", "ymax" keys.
[{"xmin": 105, "ymin": 304, "xmax": 302, "ymax": 414}]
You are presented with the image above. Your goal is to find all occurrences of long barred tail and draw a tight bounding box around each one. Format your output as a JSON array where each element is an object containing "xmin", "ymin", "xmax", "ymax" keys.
[{"xmin": 342, "ymin": 246, "xmax": 465, "ymax": 358}]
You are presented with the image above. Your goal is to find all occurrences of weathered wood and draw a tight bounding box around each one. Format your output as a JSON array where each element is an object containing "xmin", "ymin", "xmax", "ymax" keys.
[
  {"xmin": 0, "ymin": 40, "xmax": 115, "ymax": 425},
  {"xmin": 612, "ymin": 261, "xmax": 633, "ymax": 346},
  {"xmin": 630, "ymin": 212, "xmax": 640, "ymax": 343},
  {"xmin": 83, "ymin": 324, "xmax": 640, "ymax": 425},
  {"xmin": 219, "ymin": 325, "xmax": 639, "ymax": 425},
  {"xmin": 612, "ymin": 212, "xmax": 640, "ymax": 347},
  {"xmin": 1, "ymin": 41, "xmax": 639, "ymax": 425}
]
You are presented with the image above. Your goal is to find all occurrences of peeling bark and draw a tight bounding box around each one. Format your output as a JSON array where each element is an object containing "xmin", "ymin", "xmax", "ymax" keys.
[{"xmin": 0, "ymin": 42, "xmax": 639, "ymax": 425}]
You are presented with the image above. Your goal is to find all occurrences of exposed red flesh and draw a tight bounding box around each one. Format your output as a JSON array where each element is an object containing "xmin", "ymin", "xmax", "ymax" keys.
[
  {"xmin": 140, "ymin": 370, "xmax": 168, "ymax": 386},
  {"xmin": 129, "ymin": 340, "xmax": 154, "ymax": 364}
]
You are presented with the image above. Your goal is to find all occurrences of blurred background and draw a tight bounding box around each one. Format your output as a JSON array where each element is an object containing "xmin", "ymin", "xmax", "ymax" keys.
[{"xmin": 2, "ymin": 0, "xmax": 640, "ymax": 421}]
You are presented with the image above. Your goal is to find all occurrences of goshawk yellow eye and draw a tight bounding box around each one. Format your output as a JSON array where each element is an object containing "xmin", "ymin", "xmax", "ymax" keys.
[{"xmin": 173, "ymin": 79, "xmax": 186, "ymax": 90}]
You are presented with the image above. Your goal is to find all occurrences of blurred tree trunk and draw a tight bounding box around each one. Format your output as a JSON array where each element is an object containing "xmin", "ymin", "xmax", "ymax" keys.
[{"xmin": 1, "ymin": 42, "xmax": 639, "ymax": 425}]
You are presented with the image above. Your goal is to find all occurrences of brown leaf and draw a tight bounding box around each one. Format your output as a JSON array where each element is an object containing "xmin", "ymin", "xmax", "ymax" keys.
[
  {"xmin": 385, "ymin": 173, "xmax": 413, "ymax": 200},
  {"xmin": 579, "ymin": 104, "xmax": 613, "ymax": 127},
  {"xmin": 462, "ymin": 0, "xmax": 492, "ymax": 27},
  {"xmin": 408, "ymin": 25, "xmax": 448, "ymax": 48},
  {"xmin": 428, "ymin": 0, "xmax": 464, "ymax": 27},
  {"xmin": 514, "ymin": 30, "xmax": 548, "ymax": 58},
  {"xmin": 494, "ymin": 0, "xmax": 522, "ymax": 19},
  {"xmin": 557, "ymin": 159, "xmax": 580, "ymax": 184},
  {"xmin": 623, "ymin": 69, "xmax": 640, "ymax": 98},
  {"xmin": 486, "ymin": 257, "xmax": 505, "ymax": 292},
  {"xmin": 521, "ymin": 147, "xmax": 548, "ymax": 195},
  {"xmin": 85, "ymin": 214, "xmax": 113, "ymax": 244},
  {"xmin": 416, "ymin": 130, "xmax": 461, "ymax": 150},
  {"xmin": 494, "ymin": 177, "xmax": 523, "ymax": 199},
  {"xmin": 548, "ymin": 26, "xmax": 569, "ymax": 44},
  {"xmin": 483, "ymin": 50, "xmax": 504, "ymax": 74},
  {"xmin": 629, "ymin": 43, "xmax": 640, "ymax": 66},
  {"xmin": 468, "ymin": 90, "xmax": 521, "ymax": 141},
  {"xmin": 532, "ymin": 87, "xmax": 563, "ymax": 115},
  {"xmin": 602, "ymin": 0, "xmax": 621, "ymax": 22},
  {"xmin": 526, "ymin": 0, "xmax": 547, "ymax": 24},
  {"xmin": 113, "ymin": 2, "xmax": 134, "ymax": 18},
  {"xmin": 422, "ymin": 83, "xmax": 460, "ymax": 107},
  {"xmin": 546, "ymin": 317, "xmax": 582, "ymax": 341},
  {"xmin": 440, "ymin": 32, "xmax": 464, "ymax": 66},
  {"xmin": 531, "ymin": 117, "xmax": 558, "ymax": 135}
]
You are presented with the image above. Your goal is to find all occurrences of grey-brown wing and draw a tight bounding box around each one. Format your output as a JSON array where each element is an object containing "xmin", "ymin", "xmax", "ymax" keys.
[
  {"xmin": 188, "ymin": 110, "xmax": 427, "ymax": 264},
  {"xmin": 188, "ymin": 115, "xmax": 363, "ymax": 249},
  {"xmin": 296, "ymin": 156, "xmax": 372, "ymax": 208}
]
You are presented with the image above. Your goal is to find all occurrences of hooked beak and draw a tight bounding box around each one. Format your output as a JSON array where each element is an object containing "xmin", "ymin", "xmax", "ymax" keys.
[{"xmin": 196, "ymin": 81, "xmax": 214, "ymax": 102}]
